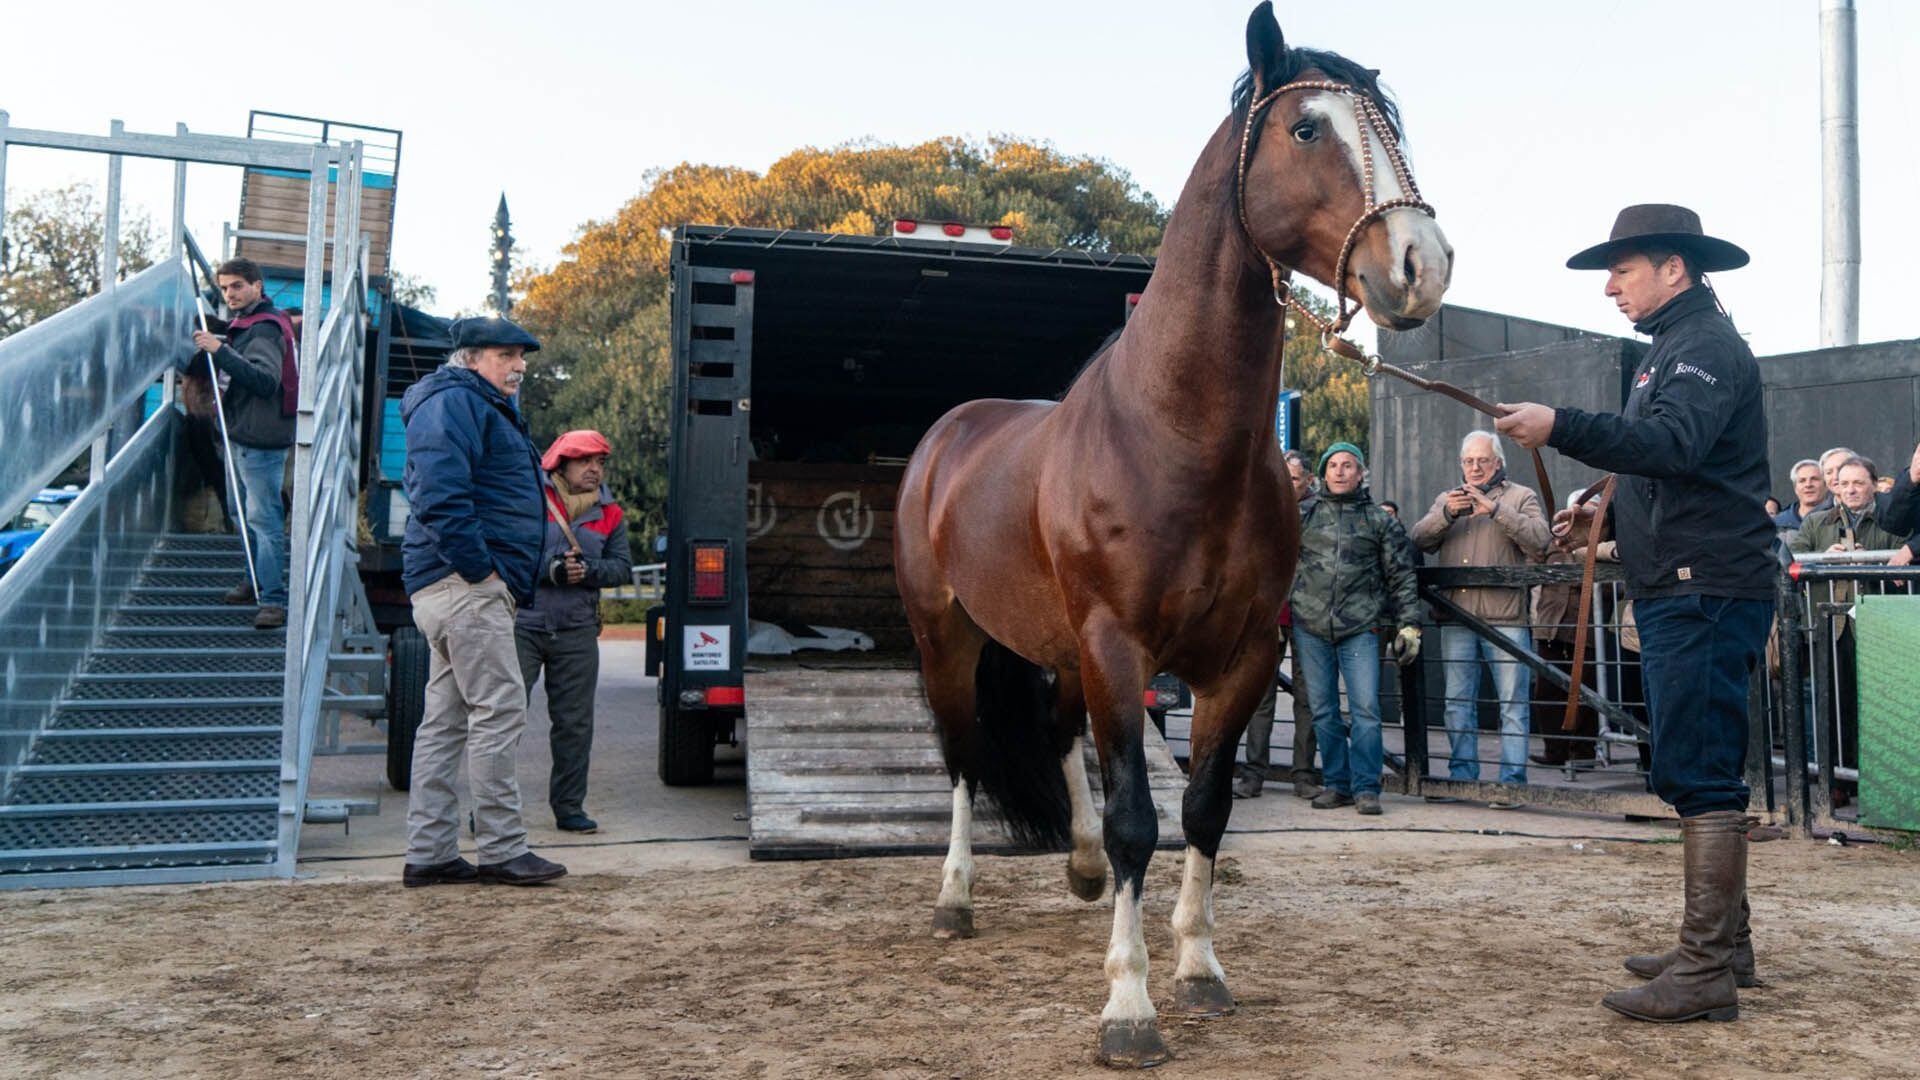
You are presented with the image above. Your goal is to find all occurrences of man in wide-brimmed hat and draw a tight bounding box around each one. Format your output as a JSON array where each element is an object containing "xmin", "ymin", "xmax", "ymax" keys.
[{"xmin": 1497, "ymin": 205, "xmax": 1773, "ymax": 1025}]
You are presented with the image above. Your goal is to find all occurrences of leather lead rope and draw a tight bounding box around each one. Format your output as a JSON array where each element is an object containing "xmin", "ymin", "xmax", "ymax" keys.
[
  {"xmin": 1561, "ymin": 475, "xmax": 1616, "ymax": 733},
  {"xmin": 1321, "ymin": 336, "xmax": 1558, "ymax": 517}
]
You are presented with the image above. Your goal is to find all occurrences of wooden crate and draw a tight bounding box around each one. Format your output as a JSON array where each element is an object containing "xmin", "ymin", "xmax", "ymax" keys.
[{"xmin": 235, "ymin": 171, "xmax": 393, "ymax": 277}]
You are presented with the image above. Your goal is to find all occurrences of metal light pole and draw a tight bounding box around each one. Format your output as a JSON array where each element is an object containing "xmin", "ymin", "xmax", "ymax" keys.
[
  {"xmin": 1820, "ymin": 0, "xmax": 1860, "ymax": 348},
  {"xmin": 488, "ymin": 193, "xmax": 514, "ymax": 315}
]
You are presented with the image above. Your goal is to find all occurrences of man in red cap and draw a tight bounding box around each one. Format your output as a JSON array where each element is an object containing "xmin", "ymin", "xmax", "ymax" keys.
[{"xmin": 514, "ymin": 430, "xmax": 631, "ymax": 833}]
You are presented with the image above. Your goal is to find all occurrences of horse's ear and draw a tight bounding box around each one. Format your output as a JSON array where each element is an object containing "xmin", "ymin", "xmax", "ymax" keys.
[{"xmin": 1245, "ymin": 2, "xmax": 1286, "ymax": 92}]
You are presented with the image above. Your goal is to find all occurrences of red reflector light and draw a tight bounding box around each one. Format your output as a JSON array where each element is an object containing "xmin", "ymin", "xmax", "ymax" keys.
[
  {"xmin": 1142, "ymin": 691, "xmax": 1158, "ymax": 708},
  {"xmin": 894, "ymin": 219, "xmax": 918, "ymax": 233},
  {"xmin": 1788, "ymin": 562, "xmax": 1803, "ymax": 581},
  {"xmin": 706, "ymin": 686, "xmax": 745, "ymax": 707},
  {"xmin": 989, "ymin": 226, "xmax": 1013, "ymax": 240},
  {"xmin": 729, "ymin": 270, "xmax": 755, "ymax": 285},
  {"xmin": 942, "ymin": 223, "xmax": 966, "ymax": 237},
  {"xmin": 1126, "ymin": 292, "xmax": 1143, "ymax": 306},
  {"xmin": 692, "ymin": 543, "xmax": 728, "ymax": 601}
]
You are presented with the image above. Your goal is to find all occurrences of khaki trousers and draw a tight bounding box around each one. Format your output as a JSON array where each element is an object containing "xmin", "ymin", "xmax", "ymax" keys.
[{"xmin": 405, "ymin": 573, "xmax": 530, "ymax": 866}]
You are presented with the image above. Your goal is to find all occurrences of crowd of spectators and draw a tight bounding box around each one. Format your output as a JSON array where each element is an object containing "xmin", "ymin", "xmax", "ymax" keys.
[{"xmin": 1238, "ymin": 432, "xmax": 1920, "ymax": 810}]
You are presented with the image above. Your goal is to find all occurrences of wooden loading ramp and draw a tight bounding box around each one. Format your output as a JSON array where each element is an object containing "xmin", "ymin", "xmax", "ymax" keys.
[{"xmin": 744, "ymin": 666, "xmax": 1187, "ymax": 860}]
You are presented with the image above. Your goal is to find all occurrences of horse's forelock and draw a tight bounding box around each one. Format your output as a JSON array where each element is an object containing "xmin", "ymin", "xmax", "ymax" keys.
[{"xmin": 1230, "ymin": 47, "xmax": 1402, "ymax": 141}]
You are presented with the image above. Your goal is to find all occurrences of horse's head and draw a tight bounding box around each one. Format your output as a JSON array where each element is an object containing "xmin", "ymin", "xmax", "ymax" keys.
[{"xmin": 1235, "ymin": 2, "xmax": 1452, "ymax": 331}]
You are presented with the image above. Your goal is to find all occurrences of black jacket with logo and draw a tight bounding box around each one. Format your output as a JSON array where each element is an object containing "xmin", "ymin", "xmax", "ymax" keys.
[{"xmin": 1547, "ymin": 286, "xmax": 1775, "ymax": 601}]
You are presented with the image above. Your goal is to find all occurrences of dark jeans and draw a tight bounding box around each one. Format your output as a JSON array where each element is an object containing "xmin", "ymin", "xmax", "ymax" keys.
[
  {"xmin": 1635, "ymin": 594, "xmax": 1772, "ymax": 817},
  {"xmin": 515, "ymin": 625, "xmax": 602, "ymax": 819}
]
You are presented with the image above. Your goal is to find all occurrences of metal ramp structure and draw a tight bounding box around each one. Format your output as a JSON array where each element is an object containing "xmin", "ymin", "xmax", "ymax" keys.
[
  {"xmin": 0, "ymin": 113, "xmax": 385, "ymax": 887},
  {"xmin": 745, "ymin": 666, "xmax": 1187, "ymax": 859}
]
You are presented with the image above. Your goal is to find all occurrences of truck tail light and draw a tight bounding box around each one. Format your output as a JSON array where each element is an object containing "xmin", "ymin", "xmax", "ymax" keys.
[
  {"xmin": 1126, "ymin": 292, "xmax": 1142, "ymax": 306},
  {"xmin": 729, "ymin": 270, "xmax": 754, "ymax": 285},
  {"xmin": 691, "ymin": 542, "xmax": 728, "ymax": 602},
  {"xmin": 706, "ymin": 686, "xmax": 745, "ymax": 707},
  {"xmin": 942, "ymin": 222, "xmax": 966, "ymax": 237},
  {"xmin": 894, "ymin": 219, "xmax": 918, "ymax": 234},
  {"xmin": 989, "ymin": 226, "xmax": 1013, "ymax": 240}
]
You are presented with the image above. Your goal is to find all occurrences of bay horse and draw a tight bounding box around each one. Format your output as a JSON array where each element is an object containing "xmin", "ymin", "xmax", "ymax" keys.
[{"xmin": 893, "ymin": 3, "xmax": 1451, "ymax": 1068}]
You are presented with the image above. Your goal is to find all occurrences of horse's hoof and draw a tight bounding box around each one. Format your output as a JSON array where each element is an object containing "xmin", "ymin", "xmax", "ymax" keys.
[
  {"xmin": 1173, "ymin": 976, "xmax": 1236, "ymax": 1018},
  {"xmin": 931, "ymin": 906, "xmax": 975, "ymax": 940},
  {"xmin": 1067, "ymin": 864, "xmax": 1107, "ymax": 902},
  {"xmin": 1097, "ymin": 1019, "xmax": 1172, "ymax": 1069}
]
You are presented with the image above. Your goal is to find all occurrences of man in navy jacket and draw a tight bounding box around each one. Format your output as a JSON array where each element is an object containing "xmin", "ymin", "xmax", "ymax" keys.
[
  {"xmin": 398, "ymin": 316, "xmax": 565, "ymax": 889},
  {"xmin": 1499, "ymin": 205, "xmax": 1770, "ymax": 1026}
]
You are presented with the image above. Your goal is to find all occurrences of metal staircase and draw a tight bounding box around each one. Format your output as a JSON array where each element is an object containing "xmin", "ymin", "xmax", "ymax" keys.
[
  {"xmin": 0, "ymin": 535, "xmax": 281, "ymax": 877},
  {"xmin": 0, "ymin": 116, "xmax": 384, "ymax": 888}
]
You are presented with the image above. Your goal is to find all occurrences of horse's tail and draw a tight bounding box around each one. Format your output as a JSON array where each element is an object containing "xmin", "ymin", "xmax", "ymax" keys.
[{"xmin": 957, "ymin": 638, "xmax": 1073, "ymax": 852}]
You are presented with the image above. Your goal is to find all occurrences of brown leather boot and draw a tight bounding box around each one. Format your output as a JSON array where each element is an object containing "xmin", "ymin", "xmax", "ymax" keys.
[
  {"xmin": 1623, "ymin": 894, "xmax": 1759, "ymax": 988},
  {"xmin": 1602, "ymin": 811, "xmax": 1746, "ymax": 1023}
]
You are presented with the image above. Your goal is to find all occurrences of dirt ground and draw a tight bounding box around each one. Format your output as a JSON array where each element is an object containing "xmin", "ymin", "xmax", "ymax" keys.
[{"xmin": 1, "ymin": 829, "xmax": 1915, "ymax": 1079}]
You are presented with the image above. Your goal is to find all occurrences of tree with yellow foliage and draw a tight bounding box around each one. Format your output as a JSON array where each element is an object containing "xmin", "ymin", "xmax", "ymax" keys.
[{"xmin": 515, "ymin": 136, "xmax": 1368, "ymax": 533}]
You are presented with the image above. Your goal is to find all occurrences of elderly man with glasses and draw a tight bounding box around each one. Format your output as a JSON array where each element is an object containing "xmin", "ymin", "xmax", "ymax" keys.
[{"xmin": 1409, "ymin": 430, "xmax": 1551, "ymax": 804}]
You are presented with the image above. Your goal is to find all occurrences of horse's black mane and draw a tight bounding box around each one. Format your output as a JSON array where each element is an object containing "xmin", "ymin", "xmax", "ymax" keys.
[{"xmin": 1231, "ymin": 47, "xmax": 1402, "ymax": 141}]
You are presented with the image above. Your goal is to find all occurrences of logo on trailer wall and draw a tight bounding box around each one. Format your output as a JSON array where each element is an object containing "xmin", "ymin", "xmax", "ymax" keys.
[
  {"xmin": 685, "ymin": 625, "xmax": 731, "ymax": 670},
  {"xmin": 746, "ymin": 482, "xmax": 778, "ymax": 541},
  {"xmin": 817, "ymin": 490, "xmax": 875, "ymax": 552}
]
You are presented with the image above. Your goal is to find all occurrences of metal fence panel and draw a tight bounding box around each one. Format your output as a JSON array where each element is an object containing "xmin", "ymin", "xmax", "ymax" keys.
[{"xmin": 0, "ymin": 259, "xmax": 192, "ymax": 521}]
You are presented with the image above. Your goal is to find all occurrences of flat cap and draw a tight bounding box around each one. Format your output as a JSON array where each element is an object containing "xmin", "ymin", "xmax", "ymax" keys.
[{"xmin": 449, "ymin": 315, "xmax": 541, "ymax": 353}]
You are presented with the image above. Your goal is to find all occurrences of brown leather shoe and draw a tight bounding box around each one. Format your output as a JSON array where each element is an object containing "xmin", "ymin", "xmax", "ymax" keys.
[
  {"xmin": 1624, "ymin": 894, "xmax": 1760, "ymax": 988},
  {"xmin": 253, "ymin": 605, "xmax": 287, "ymax": 630},
  {"xmin": 1602, "ymin": 811, "xmax": 1747, "ymax": 1022},
  {"xmin": 223, "ymin": 581, "xmax": 256, "ymax": 605},
  {"xmin": 402, "ymin": 856, "xmax": 478, "ymax": 888}
]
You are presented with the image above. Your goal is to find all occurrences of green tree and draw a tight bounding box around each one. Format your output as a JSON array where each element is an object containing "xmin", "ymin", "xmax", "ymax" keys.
[
  {"xmin": 515, "ymin": 136, "xmax": 1170, "ymax": 535},
  {"xmin": 1280, "ymin": 290, "xmax": 1372, "ymax": 462},
  {"xmin": 388, "ymin": 271, "xmax": 437, "ymax": 309},
  {"xmin": 0, "ymin": 183, "xmax": 158, "ymax": 339}
]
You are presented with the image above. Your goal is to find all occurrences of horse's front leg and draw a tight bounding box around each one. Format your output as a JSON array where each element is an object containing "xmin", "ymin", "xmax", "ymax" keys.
[
  {"xmin": 1080, "ymin": 619, "xmax": 1169, "ymax": 1069},
  {"xmin": 1171, "ymin": 638, "xmax": 1276, "ymax": 1017}
]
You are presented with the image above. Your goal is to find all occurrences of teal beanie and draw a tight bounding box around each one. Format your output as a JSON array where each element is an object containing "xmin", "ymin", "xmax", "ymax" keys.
[{"xmin": 1317, "ymin": 441, "xmax": 1366, "ymax": 477}]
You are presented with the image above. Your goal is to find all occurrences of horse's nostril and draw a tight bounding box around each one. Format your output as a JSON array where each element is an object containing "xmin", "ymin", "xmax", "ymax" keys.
[{"xmin": 1403, "ymin": 246, "xmax": 1418, "ymax": 287}]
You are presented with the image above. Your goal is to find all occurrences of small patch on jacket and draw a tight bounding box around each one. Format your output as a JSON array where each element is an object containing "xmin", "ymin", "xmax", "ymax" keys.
[{"xmin": 1677, "ymin": 567, "xmax": 1692, "ymax": 581}]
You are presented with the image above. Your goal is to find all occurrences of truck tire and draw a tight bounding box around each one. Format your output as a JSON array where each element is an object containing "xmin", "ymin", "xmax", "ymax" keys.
[
  {"xmin": 385, "ymin": 626, "xmax": 429, "ymax": 791},
  {"xmin": 658, "ymin": 704, "xmax": 715, "ymax": 786}
]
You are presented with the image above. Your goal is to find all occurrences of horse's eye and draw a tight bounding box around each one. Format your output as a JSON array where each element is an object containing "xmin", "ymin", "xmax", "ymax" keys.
[{"xmin": 1291, "ymin": 121, "xmax": 1317, "ymax": 143}]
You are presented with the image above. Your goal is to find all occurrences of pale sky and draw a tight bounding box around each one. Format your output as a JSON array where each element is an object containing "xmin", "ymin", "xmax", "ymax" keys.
[{"xmin": 4, "ymin": 1, "xmax": 1915, "ymax": 357}]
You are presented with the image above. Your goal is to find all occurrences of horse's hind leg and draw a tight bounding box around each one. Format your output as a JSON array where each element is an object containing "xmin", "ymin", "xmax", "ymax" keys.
[
  {"xmin": 915, "ymin": 601, "xmax": 989, "ymax": 940},
  {"xmin": 1054, "ymin": 670, "xmax": 1106, "ymax": 902},
  {"xmin": 1170, "ymin": 641, "xmax": 1276, "ymax": 1018}
]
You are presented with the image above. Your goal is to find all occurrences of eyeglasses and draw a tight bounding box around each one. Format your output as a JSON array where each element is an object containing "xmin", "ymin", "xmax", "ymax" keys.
[{"xmin": 1459, "ymin": 457, "xmax": 1498, "ymax": 467}]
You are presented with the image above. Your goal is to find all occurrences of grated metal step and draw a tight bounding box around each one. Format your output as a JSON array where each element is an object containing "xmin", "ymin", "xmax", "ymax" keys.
[
  {"xmin": 28, "ymin": 731, "xmax": 280, "ymax": 764},
  {"xmin": 124, "ymin": 587, "xmax": 231, "ymax": 607},
  {"xmin": 100, "ymin": 627, "xmax": 286, "ymax": 649},
  {"xmin": 8, "ymin": 770, "xmax": 275, "ymax": 805},
  {"xmin": 49, "ymin": 704, "xmax": 280, "ymax": 730},
  {"xmin": 112, "ymin": 608, "xmax": 265, "ymax": 628},
  {"xmin": 153, "ymin": 534, "xmax": 246, "ymax": 552},
  {"xmin": 137, "ymin": 567, "xmax": 242, "ymax": 588},
  {"xmin": 67, "ymin": 674, "xmax": 282, "ymax": 700},
  {"xmin": 85, "ymin": 650, "xmax": 285, "ymax": 675},
  {"xmin": 0, "ymin": 808, "xmax": 278, "ymax": 875}
]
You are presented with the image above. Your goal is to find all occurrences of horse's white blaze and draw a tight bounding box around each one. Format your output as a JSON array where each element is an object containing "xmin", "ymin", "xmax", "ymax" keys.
[
  {"xmin": 1171, "ymin": 845, "xmax": 1225, "ymax": 983},
  {"xmin": 935, "ymin": 781, "xmax": 974, "ymax": 913},
  {"xmin": 1303, "ymin": 92, "xmax": 1450, "ymax": 313},
  {"xmin": 1101, "ymin": 879, "xmax": 1155, "ymax": 1024},
  {"xmin": 1063, "ymin": 737, "xmax": 1104, "ymax": 879}
]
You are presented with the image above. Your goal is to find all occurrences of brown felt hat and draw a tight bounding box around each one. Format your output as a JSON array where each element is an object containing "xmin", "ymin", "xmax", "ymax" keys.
[{"xmin": 1565, "ymin": 204, "xmax": 1749, "ymax": 273}]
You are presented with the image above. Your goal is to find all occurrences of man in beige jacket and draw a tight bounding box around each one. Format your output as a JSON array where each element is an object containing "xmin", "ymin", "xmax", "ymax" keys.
[{"xmin": 1409, "ymin": 431, "xmax": 1551, "ymax": 800}]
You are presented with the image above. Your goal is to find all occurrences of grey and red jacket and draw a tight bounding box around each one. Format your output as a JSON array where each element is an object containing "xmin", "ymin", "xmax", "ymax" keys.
[{"xmin": 513, "ymin": 476, "xmax": 633, "ymax": 633}]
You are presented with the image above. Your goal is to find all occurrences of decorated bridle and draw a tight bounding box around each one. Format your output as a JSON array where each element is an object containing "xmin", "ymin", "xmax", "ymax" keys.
[{"xmin": 1233, "ymin": 78, "xmax": 1434, "ymax": 352}]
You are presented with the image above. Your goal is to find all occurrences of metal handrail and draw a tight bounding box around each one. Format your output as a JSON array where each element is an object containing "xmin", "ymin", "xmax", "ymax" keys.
[{"xmin": 275, "ymin": 140, "xmax": 372, "ymax": 874}]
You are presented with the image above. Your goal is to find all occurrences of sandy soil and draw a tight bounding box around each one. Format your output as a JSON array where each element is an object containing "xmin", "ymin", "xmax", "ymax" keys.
[{"xmin": 1, "ymin": 831, "xmax": 1915, "ymax": 1079}]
